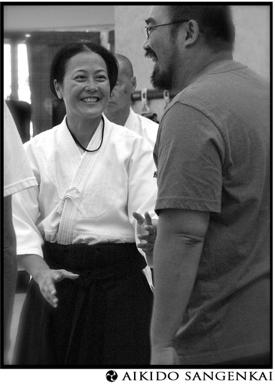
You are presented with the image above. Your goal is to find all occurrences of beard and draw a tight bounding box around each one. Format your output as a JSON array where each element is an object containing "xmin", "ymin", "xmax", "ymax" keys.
[
  {"xmin": 144, "ymin": 47, "xmax": 173, "ymax": 91},
  {"xmin": 151, "ymin": 64, "xmax": 173, "ymax": 91}
]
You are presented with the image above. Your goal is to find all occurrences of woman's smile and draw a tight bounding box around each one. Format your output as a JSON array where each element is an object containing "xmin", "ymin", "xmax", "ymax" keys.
[
  {"xmin": 81, "ymin": 96, "xmax": 100, "ymax": 104},
  {"xmin": 55, "ymin": 51, "xmax": 110, "ymax": 121}
]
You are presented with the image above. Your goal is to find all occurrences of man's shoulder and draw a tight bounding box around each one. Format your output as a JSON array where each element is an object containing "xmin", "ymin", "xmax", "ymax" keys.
[
  {"xmin": 176, "ymin": 76, "xmax": 220, "ymax": 102},
  {"xmin": 106, "ymin": 115, "xmax": 144, "ymax": 142},
  {"xmin": 130, "ymin": 109, "xmax": 158, "ymax": 129},
  {"xmin": 175, "ymin": 61, "xmax": 265, "ymax": 102}
]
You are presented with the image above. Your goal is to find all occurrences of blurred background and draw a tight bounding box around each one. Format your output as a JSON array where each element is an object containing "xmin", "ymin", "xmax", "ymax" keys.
[{"xmin": 4, "ymin": 4, "xmax": 270, "ymax": 138}]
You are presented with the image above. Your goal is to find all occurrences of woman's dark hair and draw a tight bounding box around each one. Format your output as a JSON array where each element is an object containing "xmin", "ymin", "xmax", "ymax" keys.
[
  {"xmin": 50, "ymin": 41, "xmax": 118, "ymax": 98},
  {"xmin": 167, "ymin": 5, "xmax": 235, "ymax": 51}
]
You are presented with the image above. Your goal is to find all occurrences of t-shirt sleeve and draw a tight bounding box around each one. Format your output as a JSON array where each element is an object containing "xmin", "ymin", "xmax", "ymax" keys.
[
  {"xmin": 4, "ymin": 102, "xmax": 37, "ymax": 197},
  {"xmin": 155, "ymin": 102, "xmax": 225, "ymax": 214}
]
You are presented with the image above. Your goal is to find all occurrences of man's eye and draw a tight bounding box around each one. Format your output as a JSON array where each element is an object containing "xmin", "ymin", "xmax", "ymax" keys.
[{"xmin": 75, "ymin": 75, "xmax": 86, "ymax": 81}]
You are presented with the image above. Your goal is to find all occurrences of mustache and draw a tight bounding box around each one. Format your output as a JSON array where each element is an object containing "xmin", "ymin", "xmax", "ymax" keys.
[{"xmin": 144, "ymin": 47, "xmax": 157, "ymax": 60}]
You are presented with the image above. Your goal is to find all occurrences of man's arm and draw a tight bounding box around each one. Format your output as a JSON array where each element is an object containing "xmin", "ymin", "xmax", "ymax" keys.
[{"xmin": 151, "ymin": 208, "xmax": 209, "ymax": 365}]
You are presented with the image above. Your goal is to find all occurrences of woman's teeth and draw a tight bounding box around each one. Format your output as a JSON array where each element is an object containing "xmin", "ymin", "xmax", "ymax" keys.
[{"xmin": 82, "ymin": 97, "xmax": 99, "ymax": 103}]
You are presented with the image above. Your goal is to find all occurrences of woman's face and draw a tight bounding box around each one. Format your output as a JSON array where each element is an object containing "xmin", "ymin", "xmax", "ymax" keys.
[{"xmin": 55, "ymin": 51, "xmax": 110, "ymax": 121}]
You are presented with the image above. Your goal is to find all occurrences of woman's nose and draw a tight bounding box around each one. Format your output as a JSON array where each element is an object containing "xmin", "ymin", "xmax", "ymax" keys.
[{"xmin": 85, "ymin": 79, "xmax": 97, "ymax": 91}]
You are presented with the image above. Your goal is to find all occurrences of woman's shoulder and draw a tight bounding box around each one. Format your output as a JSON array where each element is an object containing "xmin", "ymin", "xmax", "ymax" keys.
[
  {"xmin": 24, "ymin": 122, "xmax": 64, "ymax": 155},
  {"xmin": 28, "ymin": 121, "xmax": 63, "ymax": 144}
]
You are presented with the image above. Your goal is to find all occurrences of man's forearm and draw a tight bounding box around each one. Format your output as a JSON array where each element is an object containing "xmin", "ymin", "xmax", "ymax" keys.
[{"xmin": 151, "ymin": 228, "xmax": 204, "ymax": 348}]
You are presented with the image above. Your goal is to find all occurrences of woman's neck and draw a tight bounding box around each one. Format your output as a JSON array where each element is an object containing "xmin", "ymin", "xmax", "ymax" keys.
[{"xmin": 66, "ymin": 115, "xmax": 102, "ymax": 148}]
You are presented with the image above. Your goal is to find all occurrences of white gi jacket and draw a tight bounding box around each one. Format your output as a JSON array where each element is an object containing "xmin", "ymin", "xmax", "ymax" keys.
[
  {"xmin": 12, "ymin": 116, "xmax": 157, "ymax": 270},
  {"xmin": 124, "ymin": 108, "xmax": 158, "ymax": 149}
]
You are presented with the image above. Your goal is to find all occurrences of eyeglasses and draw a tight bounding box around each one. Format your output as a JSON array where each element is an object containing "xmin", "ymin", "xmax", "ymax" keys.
[{"xmin": 145, "ymin": 19, "xmax": 189, "ymax": 39}]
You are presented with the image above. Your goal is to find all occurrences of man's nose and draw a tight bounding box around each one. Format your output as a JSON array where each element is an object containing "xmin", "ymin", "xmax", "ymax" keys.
[{"xmin": 143, "ymin": 39, "xmax": 150, "ymax": 51}]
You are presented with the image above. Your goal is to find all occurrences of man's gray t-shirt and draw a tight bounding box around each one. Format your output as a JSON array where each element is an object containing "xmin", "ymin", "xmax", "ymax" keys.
[{"xmin": 154, "ymin": 60, "xmax": 270, "ymax": 364}]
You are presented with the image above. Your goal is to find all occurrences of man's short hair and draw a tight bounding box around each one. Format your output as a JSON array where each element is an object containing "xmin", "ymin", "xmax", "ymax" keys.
[
  {"xmin": 167, "ymin": 5, "xmax": 235, "ymax": 51},
  {"xmin": 115, "ymin": 54, "xmax": 134, "ymax": 78}
]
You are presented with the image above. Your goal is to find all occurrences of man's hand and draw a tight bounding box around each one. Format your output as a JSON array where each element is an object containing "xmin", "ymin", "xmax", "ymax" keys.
[
  {"xmin": 33, "ymin": 269, "xmax": 79, "ymax": 308},
  {"xmin": 151, "ymin": 345, "xmax": 179, "ymax": 365},
  {"xmin": 133, "ymin": 211, "xmax": 157, "ymax": 266}
]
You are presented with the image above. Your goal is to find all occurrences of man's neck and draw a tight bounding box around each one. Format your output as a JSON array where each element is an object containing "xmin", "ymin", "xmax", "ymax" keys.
[
  {"xmin": 105, "ymin": 106, "xmax": 130, "ymax": 126},
  {"xmin": 172, "ymin": 49, "xmax": 233, "ymax": 94}
]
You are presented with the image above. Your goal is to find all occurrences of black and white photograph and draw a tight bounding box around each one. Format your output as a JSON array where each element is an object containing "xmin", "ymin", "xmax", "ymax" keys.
[{"xmin": 1, "ymin": 1, "xmax": 272, "ymax": 383}]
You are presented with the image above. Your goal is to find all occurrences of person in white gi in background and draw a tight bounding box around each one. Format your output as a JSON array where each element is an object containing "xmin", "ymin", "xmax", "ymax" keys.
[
  {"xmin": 12, "ymin": 42, "xmax": 156, "ymax": 366},
  {"xmin": 105, "ymin": 53, "xmax": 158, "ymax": 270},
  {"xmin": 105, "ymin": 53, "xmax": 158, "ymax": 149},
  {"xmin": 3, "ymin": 102, "xmax": 37, "ymax": 363}
]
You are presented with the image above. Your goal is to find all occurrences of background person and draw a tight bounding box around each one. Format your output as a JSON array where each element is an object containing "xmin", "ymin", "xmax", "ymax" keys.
[
  {"xmin": 12, "ymin": 42, "xmax": 156, "ymax": 366},
  {"xmin": 144, "ymin": 5, "xmax": 270, "ymax": 366},
  {"xmin": 3, "ymin": 102, "xmax": 37, "ymax": 363},
  {"xmin": 105, "ymin": 53, "xmax": 158, "ymax": 149},
  {"xmin": 106, "ymin": 53, "xmax": 158, "ymax": 277}
]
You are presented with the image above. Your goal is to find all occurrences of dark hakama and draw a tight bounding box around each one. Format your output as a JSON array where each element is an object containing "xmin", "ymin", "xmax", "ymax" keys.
[{"xmin": 14, "ymin": 242, "xmax": 153, "ymax": 367}]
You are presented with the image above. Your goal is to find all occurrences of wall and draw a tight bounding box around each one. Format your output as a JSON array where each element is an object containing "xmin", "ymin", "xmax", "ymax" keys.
[
  {"xmin": 114, "ymin": 5, "xmax": 270, "ymax": 120},
  {"xmin": 4, "ymin": 5, "xmax": 114, "ymax": 31},
  {"xmin": 232, "ymin": 5, "xmax": 270, "ymax": 80}
]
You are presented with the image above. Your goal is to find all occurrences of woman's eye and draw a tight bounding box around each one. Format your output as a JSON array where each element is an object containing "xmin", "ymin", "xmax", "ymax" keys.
[
  {"xmin": 75, "ymin": 75, "xmax": 86, "ymax": 81},
  {"xmin": 96, "ymin": 76, "xmax": 107, "ymax": 81}
]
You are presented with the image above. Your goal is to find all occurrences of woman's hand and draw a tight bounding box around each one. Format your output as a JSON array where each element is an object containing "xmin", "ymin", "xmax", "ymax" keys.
[
  {"xmin": 33, "ymin": 268, "xmax": 79, "ymax": 308},
  {"xmin": 133, "ymin": 211, "xmax": 157, "ymax": 266}
]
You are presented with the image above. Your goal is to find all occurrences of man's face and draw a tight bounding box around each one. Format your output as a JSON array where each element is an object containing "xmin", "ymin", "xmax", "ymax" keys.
[
  {"xmin": 144, "ymin": 6, "xmax": 178, "ymax": 91},
  {"xmin": 107, "ymin": 60, "xmax": 136, "ymax": 113}
]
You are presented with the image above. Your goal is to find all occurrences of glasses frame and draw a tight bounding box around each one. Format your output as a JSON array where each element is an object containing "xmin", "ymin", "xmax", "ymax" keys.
[{"xmin": 145, "ymin": 19, "xmax": 189, "ymax": 39}]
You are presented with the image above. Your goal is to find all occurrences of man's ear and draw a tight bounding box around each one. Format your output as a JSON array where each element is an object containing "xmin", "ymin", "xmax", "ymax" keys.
[
  {"xmin": 54, "ymin": 79, "xmax": 63, "ymax": 99},
  {"xmin": 184, "ymin": 19, "xmax": 200, "ymax": 47},
  {"xmin": 131, "ymin": 76, "xmax": 137, "ymax": 91}
]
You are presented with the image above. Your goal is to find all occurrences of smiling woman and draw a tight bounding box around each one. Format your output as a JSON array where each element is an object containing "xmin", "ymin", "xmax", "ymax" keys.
[
  {"xmin": 12, "ymin": 42, "xmax": 156, "ymax": 366},
  {"xmin": 51, "ymin": 46, "xmax": 112, "ymax": 148}
]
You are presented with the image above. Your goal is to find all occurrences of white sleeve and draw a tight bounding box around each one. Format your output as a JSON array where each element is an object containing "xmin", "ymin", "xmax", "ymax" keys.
[
  {"xmin": 4, "ymin": 102, "xmax": 37, "ymax": 196},
  {"xmin": 12, "ymin": 187, "xmax": 44, "ymax": 257},
  {"xmin": 12, "ymin": 141, "xmax": 44, "ymax": 257}
]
